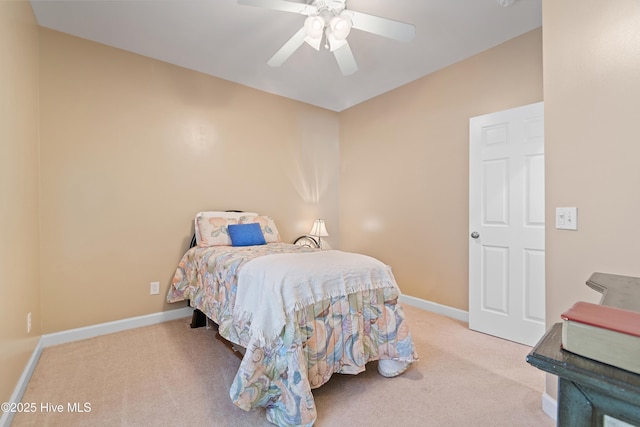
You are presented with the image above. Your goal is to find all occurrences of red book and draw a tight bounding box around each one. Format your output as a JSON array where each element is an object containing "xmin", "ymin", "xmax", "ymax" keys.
[
  {"xmin": 561, "ymin": 301, "xmax": 640, "ymax": 375},
  {"xmin": 561, "ymin": 301, "xmax": 640, "ymax": 337}
]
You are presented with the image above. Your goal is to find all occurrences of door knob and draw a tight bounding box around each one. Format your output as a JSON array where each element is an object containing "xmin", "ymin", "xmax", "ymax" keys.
[{"xmin": 470, "ymin": 231, "xmax": 480, "ymax": 239}]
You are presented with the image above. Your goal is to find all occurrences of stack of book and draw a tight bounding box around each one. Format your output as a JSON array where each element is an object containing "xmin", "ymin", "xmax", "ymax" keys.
[{"xmin": 561, "ymin": 301, "xmax": 640, "ymax": 375}]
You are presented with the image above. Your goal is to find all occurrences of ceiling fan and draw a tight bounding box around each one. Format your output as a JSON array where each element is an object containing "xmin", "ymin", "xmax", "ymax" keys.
[{"xmin": 237, "ymin": 0, "xmax": 416, "ymax": 76}]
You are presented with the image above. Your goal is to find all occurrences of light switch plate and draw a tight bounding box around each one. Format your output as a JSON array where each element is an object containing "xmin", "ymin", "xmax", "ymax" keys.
[{"xmin": 556, "ymin": 207, "xmax": 578, "ymax": 230}]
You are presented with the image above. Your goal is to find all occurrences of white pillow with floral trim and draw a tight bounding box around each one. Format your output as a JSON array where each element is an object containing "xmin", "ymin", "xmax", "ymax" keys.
[
  {"xmin": 194, "ymin": 211, "xmax": 258, "ymax": 246},
  {"xmin": 196, "ymin": 216, "xmax": 237, "ymax": 247},
  {"xmin": 239, "ymin": 215, "xmax": 281, "ymax": 243}
]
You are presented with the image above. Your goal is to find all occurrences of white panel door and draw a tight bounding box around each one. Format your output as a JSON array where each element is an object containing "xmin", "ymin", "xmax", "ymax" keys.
[{"xmin": 469, "ymin": 102, "xmax": 545, "ymax": 346}]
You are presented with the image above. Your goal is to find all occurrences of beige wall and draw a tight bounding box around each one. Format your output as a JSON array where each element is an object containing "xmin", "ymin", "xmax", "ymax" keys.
[
  {"xmin": 38, "ymin": 29, "xmax": 340, "ymax": 333},
  {"xmin": 543, "ymin": 0, "xmax": 640, "ymax": 398},
  {"xmin": 0, "ymin": 0, "xmax": 41, "ymax": 406},
  {"xmin": 339, "ymin": 29, "xmax": 543, "ymax": 310},
  {"xmin": 10, "ymin": 0, "xmax": 637, "ymax": 410}
]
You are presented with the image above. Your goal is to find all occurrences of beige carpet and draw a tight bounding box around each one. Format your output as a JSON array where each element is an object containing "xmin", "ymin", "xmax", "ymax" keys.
[{"xmin": 11, "ymin": 305, "xmax": 553, "ymax": 426}]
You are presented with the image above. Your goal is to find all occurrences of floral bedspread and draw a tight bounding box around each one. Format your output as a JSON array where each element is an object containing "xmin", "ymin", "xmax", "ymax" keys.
[{"xmin": 167, "ymin": 243, "xmax": 418, "ymax": 426}]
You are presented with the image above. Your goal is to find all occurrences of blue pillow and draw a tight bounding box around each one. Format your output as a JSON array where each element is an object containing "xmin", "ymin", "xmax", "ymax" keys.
[{"xmin": 228, "ymin": 223, "xmax": 266, "ymax": 247}]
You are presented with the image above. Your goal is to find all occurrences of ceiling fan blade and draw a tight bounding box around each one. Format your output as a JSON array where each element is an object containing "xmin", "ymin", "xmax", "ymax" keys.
[
  {"xmin": 333, "ymin": 42, "xmax": 358, "ymax": 76},
  {"xmin": 267, "ymin": 27, "xmax": 307, "ymax": 67},
  {"xmin": 237, "ymin": 0, "xmax": 315, "ymax": 15},
  {"xmin": 350, "ymin": 10, "xmax": 415, "ymax": 42}
]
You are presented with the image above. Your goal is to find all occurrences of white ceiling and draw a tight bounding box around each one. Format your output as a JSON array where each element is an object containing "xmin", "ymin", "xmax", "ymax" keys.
[{"xmin": 29, "ymin": 0, "xmax": 542, "ymax": 112}]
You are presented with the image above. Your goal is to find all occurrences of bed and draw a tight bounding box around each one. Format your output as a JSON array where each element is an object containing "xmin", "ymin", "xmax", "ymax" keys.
[{"xmin": 166, "ymin": 211, "xmax": 418, "ymax": 426}]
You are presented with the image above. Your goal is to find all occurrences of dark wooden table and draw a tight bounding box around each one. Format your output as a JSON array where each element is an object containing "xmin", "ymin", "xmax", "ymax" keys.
[{"xmin": 526, "ymin": 323, "xmax": 640, "ymax": 426}]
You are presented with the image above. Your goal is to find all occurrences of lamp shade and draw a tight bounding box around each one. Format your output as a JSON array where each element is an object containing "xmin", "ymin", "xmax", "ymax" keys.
[{"xmin": 309, "ymin": 219, "xmax": 329, "ymax": 237}]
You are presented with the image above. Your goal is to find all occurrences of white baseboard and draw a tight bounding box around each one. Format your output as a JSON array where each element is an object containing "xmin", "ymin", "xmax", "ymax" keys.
[
  {"xmin": 41, "ymin": 306, "xmax": 192, "ymax": 347},
  {"xmin": 0, "ymin": 307, "xmax": 193, "ymax": 427},
  {"xmin": 399, "ymin": 294, "xmax": 469, "ymax": 323},
  {"xmin": 542, "ymin": 392, "xmax": 557, "ymax": 421},
  {"xmin": 0, "ymin": 340, "xmax": 44, "ymax": 427}
]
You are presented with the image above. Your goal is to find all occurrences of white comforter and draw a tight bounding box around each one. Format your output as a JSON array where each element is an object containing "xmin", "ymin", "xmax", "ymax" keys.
[{"xmin": 233, "ymin": 249, "xmax": 399, "ymax": 345}]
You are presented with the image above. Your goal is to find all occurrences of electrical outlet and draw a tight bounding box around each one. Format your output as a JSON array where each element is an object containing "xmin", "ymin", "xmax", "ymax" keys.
[
  {"xmin": 27, "ymin": 312, "xmax": 32, "ymax": 334},
  {"xmin": 150, "ymin": 281, "xmax": 160, "ymax": 295}
]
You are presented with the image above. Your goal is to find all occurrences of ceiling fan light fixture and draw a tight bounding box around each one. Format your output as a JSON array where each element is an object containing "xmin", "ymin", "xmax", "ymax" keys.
[
  {"xmin": 329, "ymin": 13, "xmax": 352, "ymax": 40},
  {"xmin": 303, "ymin": 15, "xmax": 324, "ymax": 50},
  {"xmin": 326, "ymin": 33, "xmax": 347, "ymax": 51},
  {"xmin": 304, "ymin": 15, "xmax": 325, "ymax": 39},
  {"xmin": 304, "ymin": 34, "xmax": 323, "ymax": 50}
]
